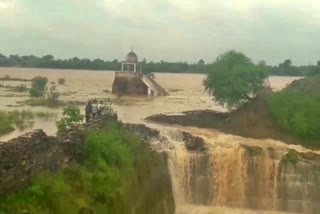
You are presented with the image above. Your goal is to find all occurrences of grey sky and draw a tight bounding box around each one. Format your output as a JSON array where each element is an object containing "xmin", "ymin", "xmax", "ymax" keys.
[{"xmin": 0, "ymin": 0, "xmax": 319, "ymax": 65}]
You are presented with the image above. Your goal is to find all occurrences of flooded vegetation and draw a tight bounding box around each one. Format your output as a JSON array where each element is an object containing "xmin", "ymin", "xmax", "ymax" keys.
[{"xmin": 0, "ymin": 110, "xmax": 57, "ymax": 136}]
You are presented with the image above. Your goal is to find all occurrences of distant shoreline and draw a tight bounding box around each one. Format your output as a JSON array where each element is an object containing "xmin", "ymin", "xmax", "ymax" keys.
[{"xmin": 0, "ymin": 66, "xmax": 307, "ymax": 77}]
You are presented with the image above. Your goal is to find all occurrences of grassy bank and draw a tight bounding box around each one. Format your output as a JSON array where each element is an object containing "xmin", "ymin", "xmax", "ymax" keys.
[
  {"xmin": 0, "ymin": 110, "xmax": 57, "ymax": 136},
  {"xmin": 266, "ymin": 77, "xmax": 320, "ymax": 146},
  {"xmin": 0, "ymin": 122, "xmax": 174, "ymax": 214}
]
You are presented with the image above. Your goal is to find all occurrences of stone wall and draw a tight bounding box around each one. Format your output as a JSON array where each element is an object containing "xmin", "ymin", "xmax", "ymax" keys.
[{"xmin": 0, "ymin": 130, "xmax": 64, "ymax": 195}]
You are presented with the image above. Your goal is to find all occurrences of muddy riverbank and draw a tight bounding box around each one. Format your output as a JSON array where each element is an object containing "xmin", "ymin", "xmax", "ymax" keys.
[{"xmin": 146, "ymin": 98, "xmax": 300, "ymax": 146}]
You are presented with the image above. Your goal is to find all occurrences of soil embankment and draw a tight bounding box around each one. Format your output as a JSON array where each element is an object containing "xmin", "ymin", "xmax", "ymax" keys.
[
  {"xmin": 146, "ymin": 98, "xmax": 295, "ymax": 143},
  {"xmin": 147, "ymin": 77, "xmax": 320, "ymax": 146}
]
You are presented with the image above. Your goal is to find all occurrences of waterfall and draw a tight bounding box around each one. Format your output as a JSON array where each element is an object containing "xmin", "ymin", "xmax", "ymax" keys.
[{"xmin": 161, "ymin": 129, "xmax": 320, "ymax": 214}]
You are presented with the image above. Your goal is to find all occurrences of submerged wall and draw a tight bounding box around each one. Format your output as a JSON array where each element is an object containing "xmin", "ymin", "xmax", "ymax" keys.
[{"xmin": 112, "ymin": 72, "xmax": 148, "ymax": 95}]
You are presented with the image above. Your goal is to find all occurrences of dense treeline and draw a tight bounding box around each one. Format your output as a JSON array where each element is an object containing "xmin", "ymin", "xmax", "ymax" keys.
[{"xmin": 0, "ymin": 53, "xmax": 319, "ymax": 76}]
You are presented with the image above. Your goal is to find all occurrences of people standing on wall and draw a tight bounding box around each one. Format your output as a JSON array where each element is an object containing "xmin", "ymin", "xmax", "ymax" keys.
[
  {"xmin": 85, "ymin": 100, "xmax": 92, "ymax": 123},
  {"xmin": 97, "ymin": 101, "xmax": 105, "ymax": 116},
  {"xmin": 91, "ymin": 98, "xmax": 98, "ymax": 119}
]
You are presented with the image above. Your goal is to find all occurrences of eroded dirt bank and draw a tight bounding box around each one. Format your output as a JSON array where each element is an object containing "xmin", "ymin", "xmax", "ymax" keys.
[{"xmin": 146, "ymin": 98, "xmax": 298, "ymax": 144}]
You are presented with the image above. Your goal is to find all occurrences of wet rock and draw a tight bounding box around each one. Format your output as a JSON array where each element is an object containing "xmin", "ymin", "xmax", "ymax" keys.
[
  {"xmin": 0, "ymin": 130, "xmax": 63, "ymax": 195},
  {"xmin": 182, "ymin": 131, "xmax": 206, "ymax": 151},
  {"xmin": 146, "ymin": 110, "xmax": 228, "ymax": 129},
  {"xmin": 242, "ymin": 145, "xmax": 263, "ymax": 157},
  {"xmin": 125, "ymin": 123, "xmax": 160, "ymax": 142}
]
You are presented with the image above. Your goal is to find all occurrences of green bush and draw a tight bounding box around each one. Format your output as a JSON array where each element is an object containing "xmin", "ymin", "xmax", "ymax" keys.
[
  {"xmin": 282, "ymin": 149, "xmax": 299, "ymax": 165},
  {"xmin": 0, "ymin": 123, "xmax": 139, "ymax": 214},
  {"xmin": 0, "ymin": 112, "xmax": 15, "ymax": 135},
  {"xmin": 29, "ymin": 87, "xmax": 44, "ymax": 97},
  {"xmin": 13, "ymin": 84, "xmax": 28, "ymax": 92},
  {"xmin": 46, "ymin": 84, "xmax": 60, "ymax": 107},
  {"xmin": 84, "ymin": 124, "xmax": 136, "ymax": 171},
  {"xmin": 58, "ymin": 78, "xmax": 66, "ymax": 85},
  {"xmin": 29, "ymin": 76, "xmax": 48, "ymax": 97},
  {"xmin": 267, "ymin": 91, "xmax": 320, "ymax": 144},
  {"xmin": 56, "ymin": 105, "xmax": 83, "ymax": 130}
]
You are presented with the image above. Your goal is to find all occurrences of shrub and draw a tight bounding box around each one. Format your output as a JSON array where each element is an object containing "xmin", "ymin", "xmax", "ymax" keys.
[
  {"xmin": 58, "ymin": 78, "xmax": 66, "ymax": 85},
  {"xmin": 267, "ymin": 91, "xmax": 320, "ymax": 144},
  {"xmin": 46, "ymin": 84, "xmax": 60, "ymax": 107},
  {"xmin": 56, "ymin": 105, "xmax": 83, "ymax": 130},
  {"xmin": 29, "ymin": 88, "xmax": 44, "ymax": 97},
  {"xmin": 29, "ymin": 76, "xmax": 48, "ymax": 97},
  {"xmin": 84, "ymin": 124, "xmax": 136, "ymax": 170},
  {"xmin": 14, "ymin": 84, "xmax": 28, "ymax": 92},
  {"xmin": 282, "ymin": 150, "xmax": 299, "ymax": 165},
  {"xmin": 0, "ymin": 123, "xmax": 139, "ymax": 213},
  {"xmin": 0, "ymin": 112, "xmax": 15, "ymax": 135}
]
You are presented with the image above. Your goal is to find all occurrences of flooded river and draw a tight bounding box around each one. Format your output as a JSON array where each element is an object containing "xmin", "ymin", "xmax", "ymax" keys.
[
  {"xmin": 0, "ymin": 67, "xmax": 300, "ymax": 141},
  {"xmin": 0, "ymin": 67, "xmax": 309, "ymax": 214}
]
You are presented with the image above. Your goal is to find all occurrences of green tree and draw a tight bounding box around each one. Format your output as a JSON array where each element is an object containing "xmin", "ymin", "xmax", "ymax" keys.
[
  {"xmin": 309, "ymin": 61, "xmax": 320, "ymax": 76},
  {"xmin": 56, "ymin": 105, "xmax": 83, "ymax": 130},
  {"xmin": 203, "ymin": 50, "xmax": 266, "ymax": 108},
  {"xmin": 46, "ymin": 83, "xmax": 60, "ymax": 107},
  {"xmin": 29, "ymin": 76, "xmax": 48, "ymax": 97},
  {"xmin": 42, "ymin": 55, "xmax": 54, "ymax": 61},
  {"xmin": 198, "ymin": 59, "xmax": 205, "ymax": 65}
]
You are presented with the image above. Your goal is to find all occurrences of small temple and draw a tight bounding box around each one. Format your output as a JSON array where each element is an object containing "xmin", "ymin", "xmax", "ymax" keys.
[
  {"xmin": 121, "ymin": 49, "xmax": 141, "ymax": 73},
  {"xmin": 112, "ymin": 50, "xmax": 168, "ymax": 96}
]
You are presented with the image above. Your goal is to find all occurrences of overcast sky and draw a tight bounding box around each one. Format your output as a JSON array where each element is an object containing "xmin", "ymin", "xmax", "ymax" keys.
[{"xmin": 0, "ymin": 0, "xmax": 319, "ymax": 65}]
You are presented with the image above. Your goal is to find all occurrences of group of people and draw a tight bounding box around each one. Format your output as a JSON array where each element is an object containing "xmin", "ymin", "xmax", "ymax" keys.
[{"xmin": 85, "ymin": 98, "xmax": 106, "ymax": 123}]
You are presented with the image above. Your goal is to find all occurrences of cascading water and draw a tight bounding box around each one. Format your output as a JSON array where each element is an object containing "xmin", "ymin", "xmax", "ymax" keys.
[{"xmin": 159, "ymin": 128, "xmax": 320, "ymax": 214}]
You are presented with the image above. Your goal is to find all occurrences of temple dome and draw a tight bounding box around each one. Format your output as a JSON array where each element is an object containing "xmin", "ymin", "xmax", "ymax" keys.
[{"xmin": 126, "ymin": 50, "xmax": 138, "ymax": 63}]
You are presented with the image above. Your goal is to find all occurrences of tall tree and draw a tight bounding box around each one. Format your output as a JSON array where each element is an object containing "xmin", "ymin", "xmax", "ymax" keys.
[
  {"xmin": 198, "ymin": 59, "xmax": 205, "ymax": 65},
  {"xmin": 203, "ymin": 50, "xmax": 266, "ymax": 108}
]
